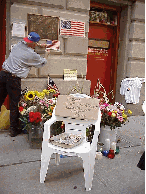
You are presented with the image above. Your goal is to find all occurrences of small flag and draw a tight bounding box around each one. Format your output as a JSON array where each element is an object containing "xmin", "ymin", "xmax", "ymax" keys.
[
  {"xmin": 47, "ymin": 76, "xmax": 60, "ymax": 95},
  {"xmin": 46, "ymin": 40, "xmax": 60, "ymax": 51},
  {"xmin": 60, "ymin": 20, "xmax": 85, "ymax": 37}
]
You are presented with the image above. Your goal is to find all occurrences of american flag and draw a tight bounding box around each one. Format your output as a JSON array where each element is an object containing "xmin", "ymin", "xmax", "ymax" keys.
[
  {"xmin": 46, "ymin": 40, "xmax": 60, "ymax": 51},
  {"xmin": 47, "ymin": 76, "xmax": 60, "ymax": 95},
  {"xmin": 60, "ymin": 20, "xmax": 85, "ymax": 37}
]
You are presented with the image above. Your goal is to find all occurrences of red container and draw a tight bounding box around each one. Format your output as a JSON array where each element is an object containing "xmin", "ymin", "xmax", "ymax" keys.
[{"xmin": 108, "ymin": 149, "xmax": 115, "ymax": 159}]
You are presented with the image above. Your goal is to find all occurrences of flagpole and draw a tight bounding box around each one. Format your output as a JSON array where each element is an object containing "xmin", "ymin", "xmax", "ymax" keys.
[{"xmin": 48, "ymin": 74, "xmax": 50, "ymax": 86}]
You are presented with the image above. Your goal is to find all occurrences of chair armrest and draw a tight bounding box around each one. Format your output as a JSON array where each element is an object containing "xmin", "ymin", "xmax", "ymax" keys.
[
  {"xmin": 43, "ymin": 107, "xmax": 57, "ymax": 140},
  {"xmin": 90, "ymin": 109, "xmax": 101, "ymax": 151}
]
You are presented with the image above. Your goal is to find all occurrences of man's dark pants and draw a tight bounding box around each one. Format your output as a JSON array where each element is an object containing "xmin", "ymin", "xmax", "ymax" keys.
[{"xmin": 0, "ymin": 70, "xmax": 21, "ymax": 133}]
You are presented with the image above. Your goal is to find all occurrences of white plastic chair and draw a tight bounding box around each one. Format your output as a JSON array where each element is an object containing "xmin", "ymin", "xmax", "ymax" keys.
[{"xmin": 40, "ymin": 106, "xmax": 101, "ymax": 191}]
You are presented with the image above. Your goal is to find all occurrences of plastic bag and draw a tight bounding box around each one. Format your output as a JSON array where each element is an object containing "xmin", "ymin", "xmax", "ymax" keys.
[{"xmin": 0, "ymin": 105, "xmax": 10, "ymax": 130}]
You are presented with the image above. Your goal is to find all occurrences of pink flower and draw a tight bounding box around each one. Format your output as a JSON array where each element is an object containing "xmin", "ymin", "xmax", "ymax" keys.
[
  {"xmin": 103, "ymin": 103, "xmax": 109, "ymax": 107},
  {"xmin": 22, "ymin": 103, "xmax": 27, "ymax": 107},
  {"xmin": 45, "ymin": 104, "xmax": 48, "ymax": 107},
  {"xmin": 118, "ymin": 116, "xmax": 123, "ymax": 122},
  {"xmin": 49, "ymin": 99, "xmax": 53, "ymax": 105}
]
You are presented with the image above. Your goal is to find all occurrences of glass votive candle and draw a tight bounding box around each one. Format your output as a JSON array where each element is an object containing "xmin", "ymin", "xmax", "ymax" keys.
[
  {"xmin": 97, "ymin": 142, "xmax": 104, "ymax": 152},
  {"xmin": 115, "ymin": 146, "xmax": 120, "ymax": 154},
  {"xmin": 102, "ymin": 150, "xmax": 109, "ymax": 157},
  {"xmin": 96, "ymin": 152, "xmax": 103, "ymax": 160},
  {"xmin": 108, "ymin": 149, "xmax": 115, "ymax": 159}
]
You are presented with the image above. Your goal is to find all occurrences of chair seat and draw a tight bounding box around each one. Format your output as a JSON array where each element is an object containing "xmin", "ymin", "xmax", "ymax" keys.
[{"xmin": 47, "ymin": 141, "xmax": 91, "ymax": 155}]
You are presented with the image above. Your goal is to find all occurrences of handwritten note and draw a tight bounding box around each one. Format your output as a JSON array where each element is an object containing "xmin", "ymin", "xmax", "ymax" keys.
[{"xmin": 55, "ymin": 95, "xmax": 99, "ymax": 120}]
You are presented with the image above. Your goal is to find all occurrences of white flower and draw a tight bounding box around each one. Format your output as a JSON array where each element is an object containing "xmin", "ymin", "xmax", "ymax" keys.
[
  {"xmin": 120, "ymin": 105, "xmax": 125, "ymax": 110},
  {"xmin": 25, "ymin": 106, "xmax": 37, "ymax": 114}
]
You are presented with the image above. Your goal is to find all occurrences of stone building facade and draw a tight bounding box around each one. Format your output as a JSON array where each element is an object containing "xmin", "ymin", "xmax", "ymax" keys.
[{"xmin": 5, "ymin": 0, "xmax": 145, "ymax": 115}]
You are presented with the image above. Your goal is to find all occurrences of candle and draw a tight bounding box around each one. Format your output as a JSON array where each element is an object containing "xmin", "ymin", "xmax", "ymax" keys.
[
  {"xmin": 110, "ymin": 142, "xmax": 116, "ymax": 153},
  {"xmin": 108, "ymin": 149, "xmax": 115, "ymax": 159},
  {"xmin": 115, "ymin": 146, "xmax": 120, "ymax": 154},
  {"xmin": 96, "ymin": 152, "xmax": 103, "ymax": 160},
  {"xmin": 102, "ymin": 150, "xmax": 109, "ymax": 157},
  {"xmin": 104, "ymin": 138, "xmax": 110, "ymax": 151}
]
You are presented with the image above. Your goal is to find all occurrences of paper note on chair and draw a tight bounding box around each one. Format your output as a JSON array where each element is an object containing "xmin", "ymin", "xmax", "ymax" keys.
[
  {"xmin": 55, "ymin": 95, "xmax": 100, "ymax": 120},
  {"xmin": 64, "ymin": 69, "xmax": 77, "ymax": 81}
]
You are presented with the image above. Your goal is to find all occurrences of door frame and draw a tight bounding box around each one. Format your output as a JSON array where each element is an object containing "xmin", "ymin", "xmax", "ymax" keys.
[
  {"xmin": 90, "ymin": 1, "xmax": 121, "ymax": 102},
  {"xmin": 0, "ymin": 0, "xmax": 10, "ymax": 110}
]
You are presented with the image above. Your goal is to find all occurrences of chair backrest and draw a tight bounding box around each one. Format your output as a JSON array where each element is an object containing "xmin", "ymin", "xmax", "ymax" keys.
[
  {"xmin": 56, "ymin": 116, "xmax": 94, "ymax": 140},
  {"xmin": 55, "ymin": 114, "xmax": 101, "ymax": 144}
]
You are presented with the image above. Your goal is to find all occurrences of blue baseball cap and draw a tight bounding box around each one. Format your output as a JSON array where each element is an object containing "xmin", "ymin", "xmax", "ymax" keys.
[{"xmin": 23, "ymin": 32, "xmax": 40, "ymax": 43}]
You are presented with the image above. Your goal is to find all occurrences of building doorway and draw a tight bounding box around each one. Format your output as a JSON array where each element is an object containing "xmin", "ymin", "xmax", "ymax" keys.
[{"xmin": 86, "ymin": 2, "xmax": 120, "ymax": 102}]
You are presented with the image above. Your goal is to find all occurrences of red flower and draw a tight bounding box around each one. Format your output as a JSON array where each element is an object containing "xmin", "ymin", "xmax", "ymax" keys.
[
  {"xmin": 29, "ymin": 117, "xmax": 35, "ymax": 122},
  {"xmin": 19, "ymin": 106, "xmax": 24, "ymax": 112},
  {"xmin": 29, "ymin": 112, "xmax": 35, "ymax": 118},
  {"xmin": 108, "ymin": 112, "xmax": 112, "ymax": 116},
  {"xmin": 29, "ymin": 112, "xmax": 42, "ymax": 123}
]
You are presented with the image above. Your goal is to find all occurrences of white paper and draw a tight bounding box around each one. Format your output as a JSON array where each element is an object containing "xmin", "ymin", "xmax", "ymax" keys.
[{"xmin": 12, "ymin": 22, "xmax": 25, "ymax": 37}]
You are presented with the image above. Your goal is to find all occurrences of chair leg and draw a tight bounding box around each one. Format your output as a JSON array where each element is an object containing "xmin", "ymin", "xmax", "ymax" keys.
[
  {"xmin": 55, "ymin": 153, "xmax": 60, "ymax": 165},
  {"xmin": 40, "ymin": 147, "xmax": 54, "ymax": 183},
  {"xmin": 88, "ymin": 151, "xmax": 97, "ymax": 190},
  {"xmin": 78, "ymin": 153, "xmax": 91, "ymax": 191}
]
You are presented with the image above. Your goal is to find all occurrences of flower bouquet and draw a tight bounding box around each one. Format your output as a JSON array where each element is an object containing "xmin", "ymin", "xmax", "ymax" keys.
[
  {"xmin": 92, "ymin": 79, "xmax": 132, "ymax": 130},
  {"xmin": 100, "ymin": 102, "xmax": 132, "ymax": 130},
  {"xmin": 18, "ymin": 89, "xmax": 56, "ymax": 133}
]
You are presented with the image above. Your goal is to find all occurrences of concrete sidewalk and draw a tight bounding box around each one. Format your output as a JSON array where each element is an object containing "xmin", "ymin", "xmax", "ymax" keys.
[{"xmin": 0, "ymin": 116, "xmax": 145, "ymax": 194}]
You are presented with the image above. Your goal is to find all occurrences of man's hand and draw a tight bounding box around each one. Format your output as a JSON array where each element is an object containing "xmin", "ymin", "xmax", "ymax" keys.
[{"xmin": 37, "ymin": 43, "xmax": 48, "ymax": 48}]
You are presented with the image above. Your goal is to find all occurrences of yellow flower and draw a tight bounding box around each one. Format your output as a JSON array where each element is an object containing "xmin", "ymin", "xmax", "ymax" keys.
[
  {"xmin": 34, "ymin": 90, "xmax": 39, "ymax": 96},
  {"xmin": 48, "ymin": 112, "xmax": 52, "ymax": 116},
  {"xmin": 128, "ymin": 109, "xmax": 132, "ymax": 115},
  {"xmin": 49, "ymin": 89, "xmax": 56, "ymax": 93},
  {"xmin": 122, "ymin": 110, "xmax": 124, "ymax": 113},
  {"xmin": 122, "ymin": 113, "xmax": 127, "ymax": 119},
  {"xmin": 111, "ymin": 113, "xmax": 116, "ymax": 117},
  {"xmin": 115, "ymin": 111, "xmax": 117, "ymax": 113},
  {"xmin": 20, "ymin": 109, "xmax": 26, "ymax": 115},
  {"xmin": 43, "ymin": 89, "xmax": 50, "ymax": 95},
  {"xmin": 25, "ymin": 91, "xmax": 35, "ymax": 101},
  {"xmin": 39, "ymin": 92, "xmax": 45, "ymax": 99},
  {"xmin": 42, "ymin": 89, "xmax": 48, "ymax": 94}
]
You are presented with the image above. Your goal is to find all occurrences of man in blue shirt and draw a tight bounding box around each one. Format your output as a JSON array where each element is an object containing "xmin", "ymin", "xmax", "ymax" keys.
[{"xmin": 0, "ymin": 32, "xmax": 47, "ymax": 137}]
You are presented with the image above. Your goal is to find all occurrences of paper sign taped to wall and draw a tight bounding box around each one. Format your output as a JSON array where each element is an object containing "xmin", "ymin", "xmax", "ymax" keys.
[
  {"xmin": 64, "ymin": 69, "xmax": 77, "ymax": 81},
  {"xmin": 55, "ymin": 95, "xmax": 100, "ymax": 120},
  {"xmin": 12, "ymin": 22, "xmax": 25, "ymax": 37}
]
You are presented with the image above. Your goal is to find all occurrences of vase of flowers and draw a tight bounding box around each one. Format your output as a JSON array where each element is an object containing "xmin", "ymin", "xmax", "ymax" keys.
[
  {"xmin": 18, "ymin": 89, "xmax": 57, "ymax": 148},
  {"xmin": 99, "ymin": 102, "xmax": 132, "ymax": 144},
  {"xmin": 92, "ymin": 79, "xmax": 132, "ymax": 145},
  {"xmin": 26, "ymin": 111, "xmax": 43, "ymax": 148}
]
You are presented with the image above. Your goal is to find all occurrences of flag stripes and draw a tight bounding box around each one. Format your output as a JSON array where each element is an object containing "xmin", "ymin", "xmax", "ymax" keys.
[{"xmin": 60, "ymin": 20, "xmax": 85, "ymax": 37}]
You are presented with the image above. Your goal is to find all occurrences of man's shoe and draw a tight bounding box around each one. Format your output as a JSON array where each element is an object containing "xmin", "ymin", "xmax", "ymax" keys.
[{"xmin": 9, "ymin": 129, "xmax": 22, "ymax": 137}]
